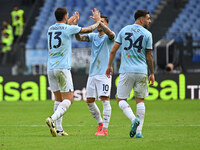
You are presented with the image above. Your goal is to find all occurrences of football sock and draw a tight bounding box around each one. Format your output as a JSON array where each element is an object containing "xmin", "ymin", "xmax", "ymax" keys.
[
  {"xmin": 54, "ymin": 101, "xmax": 63, "ymax": 131},
  {"xmin": 87, "ymin": 102, "xmax": 103, "ymax": 124},
  {"xmin": 118, "ymin": 100, "xmax": 135, "ymax": 122},
  {"xmin": 51, "ymin": 99, "xmax": 71, "ymax": 121},
  {"xmin": 102, "ymin": 100, "xmax": 111, "ymax": 129},
  {"xmin": 136, "ymin": 102, "xmax": 145, "ymax": 134}
]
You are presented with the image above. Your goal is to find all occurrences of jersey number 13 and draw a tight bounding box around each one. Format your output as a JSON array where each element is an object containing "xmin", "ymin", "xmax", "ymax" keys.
[{"xmin": 48, "ymin": 32, "xmax": 62, "ymax": 49}]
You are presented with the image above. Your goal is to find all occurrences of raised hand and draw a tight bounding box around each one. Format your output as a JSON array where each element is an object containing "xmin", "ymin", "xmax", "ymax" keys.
[
  {"xmin": 73, "ymin": 11, "xmax": 79, "ymax": 25},
  {"xmin": 90, "ymin": 8, "xmax": 101, "ymax": 22},
  {"xmin": 68, "ymin": 12, "xmax": 79, "ymax": 25}
]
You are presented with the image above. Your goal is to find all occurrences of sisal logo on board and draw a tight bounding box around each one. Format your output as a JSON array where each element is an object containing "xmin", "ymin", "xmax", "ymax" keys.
[
  {"xmin": 0, "ymin": 74, "xmax": 199, "ymax": 101},
  {"xmin": 115, "ymin": 74, "xmax": 200, "ymax": 100},
  {"xmin": 0, "ymin": 76, "xmax": 47, "ymax": 101}
]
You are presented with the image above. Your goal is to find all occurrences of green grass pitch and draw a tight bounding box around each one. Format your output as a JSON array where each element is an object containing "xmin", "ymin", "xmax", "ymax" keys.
[{"xmin": 0, "ymin": 99, "xmax": 200, "ymax": 150}]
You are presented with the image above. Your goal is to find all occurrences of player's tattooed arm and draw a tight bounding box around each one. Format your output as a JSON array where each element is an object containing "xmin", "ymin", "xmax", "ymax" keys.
[
  {"xmin": 146, "ymin": 49, "xmax": 155, "ymax": 86},
  {"xmin": 75, "ymin": 34, "xmax": 89, "ymax": 41},
  {"xmin": 146, "ymin": 49, "xmax": 154, "ymax": 74},
  {"xmin": 79, "ymin": 22, "xmax": 100, "ymax": 33},
  {"xmin": 99, "ymin": 22, "xmax": 115, "ymax": 39}
]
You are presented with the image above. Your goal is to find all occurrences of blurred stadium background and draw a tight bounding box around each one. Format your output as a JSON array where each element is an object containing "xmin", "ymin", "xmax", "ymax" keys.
[
  {"xmin": 0, "ymin": 0, "xmax": 200, "ymax": 149},
  {"xmin": 0, "ymin": 0, "xmax": 199, "ymax": 101}
]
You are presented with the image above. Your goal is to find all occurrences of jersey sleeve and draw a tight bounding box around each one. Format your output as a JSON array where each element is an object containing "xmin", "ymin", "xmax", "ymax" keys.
[
  {"xmin": 108, "ymin": 32, "xmax": 116, "ymax": 41},
  {"xmin": 116, "ymin": 29, "xmax": 123, "ymax": 44},
  {"xmin": 146, "ymin": 33, "xmax": 153, "ymax": 50},
  {"xmin": 106, "ymin": 32, "xmax": 116, "ymax": 45},
  {"xmin": 67, "ymin": 25, "xmax": 82, "ymax": 35},
  {"xmin": 88, "ymin": 33, "xmax": 94, "ymax": 42}
]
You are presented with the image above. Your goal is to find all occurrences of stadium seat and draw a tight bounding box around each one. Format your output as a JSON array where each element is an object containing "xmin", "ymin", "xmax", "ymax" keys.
[
  {"xmin": 26, "ymin": 0, "xmax": 162, "ymax": 49},
  {"xmin": 165, "ymin": 0, "xmax": 200, "ymax": 45}
]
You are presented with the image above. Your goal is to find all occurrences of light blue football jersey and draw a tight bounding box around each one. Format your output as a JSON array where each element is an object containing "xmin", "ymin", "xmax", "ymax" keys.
[
  {"xmin": 116, "ymin": 24, "xmax": 153, "ymax": 75},
  {"xmin": 47, "ymin": 23, "xmax": 81, "ymax": 70},
  {"xmin": 88, "ymin": 33, "xmax": 115, "ymax": 76}
]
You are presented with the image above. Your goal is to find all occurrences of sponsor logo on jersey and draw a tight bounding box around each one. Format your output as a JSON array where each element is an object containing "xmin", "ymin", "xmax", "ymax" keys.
[{"xmin": 125, "ymin": 53, "xmax": 142, "ymax": 59}]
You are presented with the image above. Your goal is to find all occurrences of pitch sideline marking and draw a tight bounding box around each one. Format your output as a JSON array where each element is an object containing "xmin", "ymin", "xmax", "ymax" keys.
[{"xmin": 0, "ymin": 124, "xmax": 200, "ymax": 127}]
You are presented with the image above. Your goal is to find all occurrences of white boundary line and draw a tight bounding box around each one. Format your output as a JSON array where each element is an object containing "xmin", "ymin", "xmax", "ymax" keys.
[{"xmin": 0, "ymin": 124, "xmax": 200, "ymax": 127}]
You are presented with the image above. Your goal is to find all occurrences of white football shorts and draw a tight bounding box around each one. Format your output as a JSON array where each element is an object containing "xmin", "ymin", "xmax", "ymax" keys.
[
  {"xmin": 117, "ymin": 73, "xmax": 149, "ymax": 99},
  {"xmin": 48, "ymin": 69, "xmax": 74, "ymax": 93},
  {"xmin": 86, "ymin": 74, "xmax": 112, "ymax": 99}
]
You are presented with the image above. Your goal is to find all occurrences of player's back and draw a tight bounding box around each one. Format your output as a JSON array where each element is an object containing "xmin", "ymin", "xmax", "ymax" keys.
[
  {"xmin": 47, "ymin": 23, "xmax": 81, "ymax": 70},
  {"xmin": 116, "ymin": 24, "xmax": 152, "ymax": 75}
]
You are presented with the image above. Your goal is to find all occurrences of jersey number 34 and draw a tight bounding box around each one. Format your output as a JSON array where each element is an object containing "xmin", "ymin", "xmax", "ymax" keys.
[{"xmin": 124, "ymin": 32, "xmax": 144, "ymax": 52}]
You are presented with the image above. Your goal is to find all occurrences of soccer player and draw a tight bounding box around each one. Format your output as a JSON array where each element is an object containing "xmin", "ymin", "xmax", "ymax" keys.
[
  {"xmin": 75, "ymin": 12, "xmax": 115, "ymax": 136},
  {"xmin": 46, "ymin": 7, "xmax": 101, "ymax": 137},
  {"xmin": 106, "ymin": 9, "xmax": 155, "ymax": 138}
]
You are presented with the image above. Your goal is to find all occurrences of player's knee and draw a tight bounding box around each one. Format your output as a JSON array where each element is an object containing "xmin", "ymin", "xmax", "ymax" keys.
[
  {"xmin": 136, "ymin": 98, "xmax": 144, "ymax": 104},
  {"xmin": 61, "ymin": 92, "xmax": 73, "ymax": 103},
  {"xmin": 87, "ymin": 98, "xmax": 95, "ymax": 103},
  {"xmin": 117, "ymin": 98, "xmax": 126, "ymax": 104},
  {"xmin": 101, "ymin": 96, "xmax": 109, "ymax": 101}
]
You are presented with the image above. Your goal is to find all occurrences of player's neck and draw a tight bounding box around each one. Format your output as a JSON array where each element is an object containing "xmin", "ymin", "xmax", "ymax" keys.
[
  {"xmin": 135, "ymin": 21, "xmax": 144, "ymax": 27},
  {"xmin": 99, "ymin": 31, "xmax": 105, "ymax": 37},
  {"xmin": 57, "ymin": 19, "xmax": 67, "ymax": 24},
  {"xmin": 57, "ymin": 21, "xmax": 66, "ymax": 24}
]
